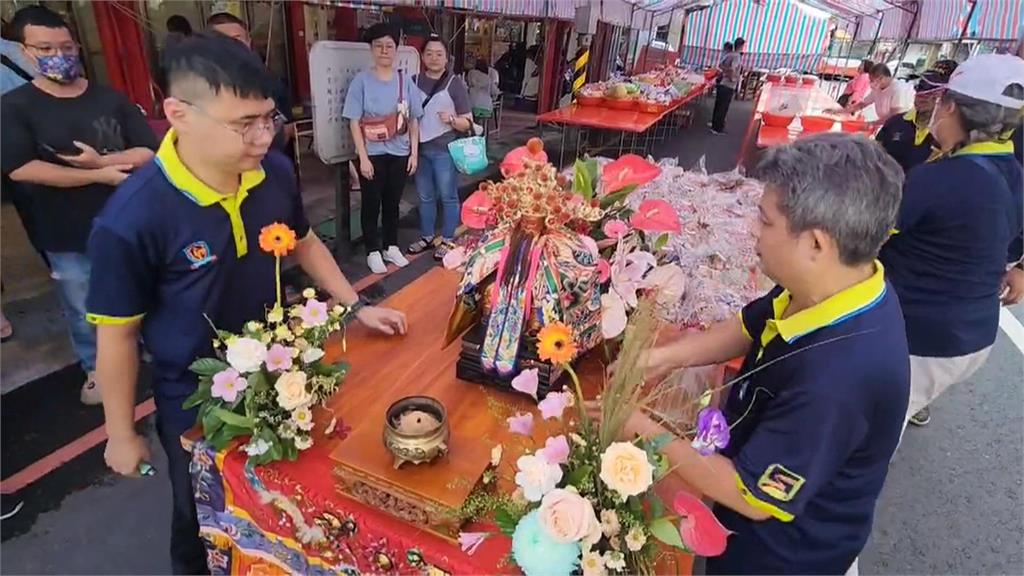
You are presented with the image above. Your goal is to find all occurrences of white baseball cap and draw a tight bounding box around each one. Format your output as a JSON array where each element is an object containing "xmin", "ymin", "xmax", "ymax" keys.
[{"xmin": 946, "ymin": 53, "xmax": 1024, "ymax": 109}]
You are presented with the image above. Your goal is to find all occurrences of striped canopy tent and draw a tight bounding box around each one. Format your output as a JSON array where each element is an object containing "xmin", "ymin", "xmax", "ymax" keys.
[
  {"xmin": 572, "ymin": 0, "xmax": 716, "ymax": 29},
  {"xmin": 303, "ymin": 0, "xmax": 576, "ymax": 20},
  {"xmin": 807, "ymin": 0, "xmax": 1021, "ymax": 43},
  {"xmin": 678, "ymin": 0, "xmax": 832, "ymax": 71}
]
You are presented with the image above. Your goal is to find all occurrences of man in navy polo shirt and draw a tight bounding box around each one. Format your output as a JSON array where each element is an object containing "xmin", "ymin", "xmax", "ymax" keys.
[
  {"xmin": 875, "ymin": 63, "xmax": 956, "ymax": 173},
  {"xmin": 881, "ymin": 54, "xmax": 1024, "ymax": 427},
  {"xmin": 86, "ymin": 34, "xmax": 406, "ymax": 574},
  {"xmin": 628, "ymin": 134, "xmax": 909, "ymax": 574}
]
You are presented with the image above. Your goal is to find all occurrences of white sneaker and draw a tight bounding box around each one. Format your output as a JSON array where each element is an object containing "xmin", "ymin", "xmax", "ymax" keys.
[
  {"xmin": 383, "ymin": 246, "xmax": 409, "ymax": 268},
  {"xmin": 367, "ymin": 251, "xmax": 387, "ymax": 274}
]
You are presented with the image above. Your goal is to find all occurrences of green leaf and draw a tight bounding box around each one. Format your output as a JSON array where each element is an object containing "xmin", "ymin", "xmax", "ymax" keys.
[
  {"xmin": 183, "ymin": 383, "xmax": 212, "ymax": 409},
  {"xmin": 247, "ymin": 370, "xmax": 270, "ymax": 393},
  {"xmin": 283, "ymin": 440, "xmax": 299, "ymax": 461},
  {"xmin": 649, "ymin": 517, "xmax": 688, "ymax": 551},
  {"xmin": 628, "ymin": 495, "xmax": 643, "ymax": 515},
  {"xmin": 573, "ymin": 158, "xmax": 597, "ymax": 201},
  {"xmin": 207, "ymin": 423, "xmax": 249, "ymax": 448},
  {"xmin": 653, "ymin": 233, "xmax": 669, "ymax": 252},
  {"xmin": 494, "ymin": 508, "xmax": 520, "ymax": 537},
  {"xmin": 565, "ymin": 464, "xmax": 593, "ymax": 489},
  {"xmin": 599, "ymin": 184, "xmax": 637, "ymax": 209},
  {"xmin": 648, "ymin": 493, "xmax": 665, "ymax": 519},
  {"xmin": 200, "ymin": 405, "xmax": 225, "ymax": 441},
  {"xmin": 190, "ymin": 357, "xmax": 230, "ymax": 377},
  {"xmin": 210, "ymin": 406, "xmax": 254, "ymax": 430}
]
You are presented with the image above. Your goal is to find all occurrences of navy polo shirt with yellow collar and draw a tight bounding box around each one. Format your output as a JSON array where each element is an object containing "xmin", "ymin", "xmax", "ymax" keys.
[
  {"xmin": 706, "ymin": 262, "xmax": 910, "ymax": 576},
  {"xmin": 875, "ymin": 109, "xmax": 936, "ymax": 173},
  {"xmin": 86, "ymin": 129, "xmax": 309, "ymax": 404},
  {"xmin": 880, "ymin": 140, "xmax": 1023, "ymax": 358}
]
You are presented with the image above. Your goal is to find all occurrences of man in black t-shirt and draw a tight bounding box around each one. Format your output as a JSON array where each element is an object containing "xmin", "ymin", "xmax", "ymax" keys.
[{"xmin": 0, "ymin": 6, "xmax": 157, "ymax": 404}]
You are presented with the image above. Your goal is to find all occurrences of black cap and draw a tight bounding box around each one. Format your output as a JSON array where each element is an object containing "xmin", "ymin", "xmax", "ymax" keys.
[{"xmin": 914, "ymin": 68, "xmax": 953, "ymax": 92}]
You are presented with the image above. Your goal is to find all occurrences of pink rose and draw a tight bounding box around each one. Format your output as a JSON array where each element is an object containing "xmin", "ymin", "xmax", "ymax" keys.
[{"xmin": 538, "ymin": 488, "xmax": 600, "ymax": 543}]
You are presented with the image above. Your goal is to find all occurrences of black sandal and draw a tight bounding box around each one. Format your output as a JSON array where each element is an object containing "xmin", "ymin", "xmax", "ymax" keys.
[{"xmin": 408, "ymin": 236, "xmax": 436, "ymax": 254}]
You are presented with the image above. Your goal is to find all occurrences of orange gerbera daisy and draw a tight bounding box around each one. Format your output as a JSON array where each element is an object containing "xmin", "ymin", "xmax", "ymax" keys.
[
  {"xmin": 259, "ymin": 223, "xmax": 297, "ymax": 257},
  {"xmin": 536, "ymin": 322, "xmax": 578, "ymax": 365}
]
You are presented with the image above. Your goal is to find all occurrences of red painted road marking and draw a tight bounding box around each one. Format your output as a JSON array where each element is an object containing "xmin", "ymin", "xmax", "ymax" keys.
[
  {"xmin": 0, "ymin": 252, "xmax": 431, "ymax": 495},
  {"xmin": 1, "ymin": 399, "xmax": 156, "ymax": 494}
]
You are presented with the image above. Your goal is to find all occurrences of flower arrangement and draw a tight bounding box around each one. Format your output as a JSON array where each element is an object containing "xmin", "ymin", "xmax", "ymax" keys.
[
  {"xmin": 184, "ymin": 223, "xmax": 356, "ymax": 466},
  {"xmin": 459, "ymin": 299, "xmax": 731, "ymax": 575}
]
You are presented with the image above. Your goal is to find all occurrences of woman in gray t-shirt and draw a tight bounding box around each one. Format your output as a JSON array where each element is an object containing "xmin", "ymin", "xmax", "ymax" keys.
[
  {"xmin": 408, "ymin": 35, "xmax": 473, "ymax": 260},
  {"xmin": 342, "ymin": 24, "xmax": 424, "ymax": 274}
]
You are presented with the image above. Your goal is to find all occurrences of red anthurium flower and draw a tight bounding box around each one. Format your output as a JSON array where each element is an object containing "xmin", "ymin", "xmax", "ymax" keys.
[
  {"xmin": 631, "ymin": 199, "xmax": 681, "ymax": 234},
  {"xmin": 673, "ymin": 491, "xmax": 731, "ymax": 557},
  {"xmin": 462, "ymin": 190, "xmax": 494, "ymax": 229},
  {"xmin": 601, "ymin": 154, "xmax": 661, "ymax": 194}
]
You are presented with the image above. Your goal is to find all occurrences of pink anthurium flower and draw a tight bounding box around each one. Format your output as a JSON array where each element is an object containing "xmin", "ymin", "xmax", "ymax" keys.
[
  {"xmin": 631, "ymin": 199, "xmax": 681, "ymax": 234},
  {"xmin": 602, "ymin": 219, "xmax": 630, "ymax": 240},
  {"xmin": 672, "ymin": 491, "xmax": 731, "ymax": 557},
  {"xmin": 597, "ymin": 258, "xmax": 612, "ymax": 284}
]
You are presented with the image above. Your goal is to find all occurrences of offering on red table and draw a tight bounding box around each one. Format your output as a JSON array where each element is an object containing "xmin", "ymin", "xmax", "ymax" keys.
[
  {"xmin": 800, "ymin": 115, "xmax": 835, "ymax": 133},
  {"xmin": 762, "ymin": 112, "xmax": 795, "ymax": 127}
]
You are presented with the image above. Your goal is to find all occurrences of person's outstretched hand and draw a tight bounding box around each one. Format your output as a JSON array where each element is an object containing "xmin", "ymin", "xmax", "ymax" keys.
[{"xmin": 356, "ymin": 306, "xmax": 407, "ymax": 336}]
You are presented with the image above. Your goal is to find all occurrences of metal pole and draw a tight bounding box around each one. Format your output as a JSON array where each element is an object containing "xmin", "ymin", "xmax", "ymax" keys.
[
  {"xmin": 335, "ymin": 163, "xmax": 352, "ymax": 257},
  {"xmin": 955, "ymin": 0, "xmax": 978, "ymax": 54}
]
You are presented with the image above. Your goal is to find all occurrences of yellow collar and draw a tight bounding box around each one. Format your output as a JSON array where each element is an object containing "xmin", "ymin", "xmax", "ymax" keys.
[
  {"xmin": 770, "ymin": 261, "xmax": 887, "ymax": 343},
  {"xmin": 952, "ymin": 140, "xmax": 1015, "ymax": 157},
  {"xmin": 903, "ymin": 109, "xmax": 931, "ymax": 146},
  {"xmin": 155, "ymin": 128, "xmax": 266, "ymax": 207}
]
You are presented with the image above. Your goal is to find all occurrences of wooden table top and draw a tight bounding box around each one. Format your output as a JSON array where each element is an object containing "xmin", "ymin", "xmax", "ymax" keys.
[{"xmin": 322, "ymin": 268, "xmax": 699, "ymax": 536}]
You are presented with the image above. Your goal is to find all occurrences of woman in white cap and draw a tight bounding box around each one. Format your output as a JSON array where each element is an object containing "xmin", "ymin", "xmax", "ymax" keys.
[{"xmin": 880, "ymin": 53, "xmax": 1024, "ymax": 428}]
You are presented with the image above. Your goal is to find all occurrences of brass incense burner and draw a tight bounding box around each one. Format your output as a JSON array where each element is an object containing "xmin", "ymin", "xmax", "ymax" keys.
[{"xmin": 383, "ymin": 396, "xmax": 450, "ymax": 469}]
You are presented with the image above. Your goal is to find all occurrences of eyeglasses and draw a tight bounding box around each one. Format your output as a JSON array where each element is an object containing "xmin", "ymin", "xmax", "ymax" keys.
[
  {"xmin": 24, "ymin": 42, "xmax": 80, "ymax": 56},
  {"xmin": 180, "ymin": 100, "xmax": 286, "ymax": 144}
]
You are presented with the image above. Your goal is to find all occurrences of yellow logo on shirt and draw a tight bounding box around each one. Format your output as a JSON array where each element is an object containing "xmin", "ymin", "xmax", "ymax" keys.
[{"xmin": 757, "ymin": 464, "xmax": 805, "ymax": 502}]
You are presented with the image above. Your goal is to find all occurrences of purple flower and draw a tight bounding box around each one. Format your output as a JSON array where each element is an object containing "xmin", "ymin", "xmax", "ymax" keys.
[
  {"xmin": 538, "ymin": 435, "xmax": 570, "ymax": 465},
  {"xmin": 211, "ymin": 368, "xmax": 248, "ymax": 403},
  {"xmin": 299, "ymin": 298, "xmax": 329, "ymax": 327},
  {"xmin": 691, "ymin": 407, "xmax": 729, "ymax": 456},
  {"xmin": 265, "ymin": 343, "xmax": 294, "ymax": 372},
  {"xmin": 511, "ymin": 368, "xmax": 539, "ymax": 400},
  {"xmin": 538, "ymin": 391, "xmax": 571, "ymax": 420},
  {"xmin": 507, "ymin": 412, "xmax": 535, "ymax": 436},
  {"xmin": 458, "ymin": 531, "xmax": 490, "ymax": 555}
]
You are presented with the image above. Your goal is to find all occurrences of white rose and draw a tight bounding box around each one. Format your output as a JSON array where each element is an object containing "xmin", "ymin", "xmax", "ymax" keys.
[
  {"xmin": 301, "ymin": 347, "xmax": 325, "ymax": 364},
  {"xmin": 599, "ymin": 442, "xmax": 655, "ymax": 499},
  {"xmin": 225, "ymin": 337, "xmax": 267, "ymax": 373},
  {"xmin": 275, "ymin": 371, "xmax": 312, "ymax": 410}
]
